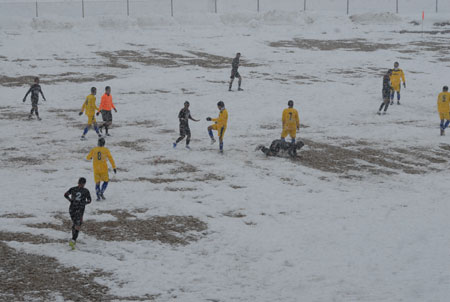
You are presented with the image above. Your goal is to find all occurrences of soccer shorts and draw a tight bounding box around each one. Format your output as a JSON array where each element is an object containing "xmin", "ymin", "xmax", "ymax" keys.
[
  {"xmin": 101, "ymin": 110, "xmax": 113, "ymax": 122},
  {"xmin": 179, "ymin": 123, "xmax": 191, "ymax": 137},
  {"xmin": 69, "ymin": 207, "xmax": 85, "ymax": 227},
  {"xmin": 230, "ymin": 70, "xmax": 240, "ymax": 79},
  {"xmin": 439, "ymin": 112, "xmax": 450, "ymax": 120},
  {"xmin": 391, "ymin": 83, "xmax": 401, "ymax": 92},
  {"xmin": 87, "ymin": 115, "xmax": 96, "ymax": 125},
  {"xmin": 211, "ymin": 124, "xmax": 226, "ymax": 140},
  {"xmin": 94, "ymin": 171, "xmax": 109, "ymax": 183},
  {"xmin": 281, "ymin": 129, "xmax": 297, "ymax": 139}
]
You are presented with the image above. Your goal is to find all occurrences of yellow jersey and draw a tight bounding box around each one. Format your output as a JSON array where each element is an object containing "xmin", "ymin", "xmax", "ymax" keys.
[
  {"xmin": 282, "ymin": 108, "xmax": 300, "ymax": 130},
  {"xmin": 437, "ymin": 92, "xmax": 450, "ymax": 113},
  {"xmin": 212, "ymin": 108, "xmax": 228, "ymax": 129},
  {"xmin": 81, "ymin": 94, "xmax": 99, "ymax": 116},
  {"xmin": 86, "ymin": 146, "xmax": 116, "ymax": 174},
  {"xmin": 390, "ymin": 68, "xmax": 405, "ymax": 85}
]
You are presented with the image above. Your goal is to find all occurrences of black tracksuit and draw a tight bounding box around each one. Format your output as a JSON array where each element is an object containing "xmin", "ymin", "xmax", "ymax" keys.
[{"xmin": 64, "ymin": 186, "xmax": 91, "ymax": 241}]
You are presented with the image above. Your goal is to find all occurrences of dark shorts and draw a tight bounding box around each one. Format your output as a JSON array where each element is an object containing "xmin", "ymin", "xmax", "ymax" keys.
[
  {"xmin": 179, "ymin": 123, "xmax": 191, "ymax": 136},
  {"xmin": 31, "ymin": 98, "xmax": 39, "ymax": 108},
  {"xmin": 382, "ymin": 90, "xmax": 390, "ymax": 101},
  {"xmin": 101, "ymin": 110, "xmax": 113, "ymax": 122},
  {"xmin": 230, "ymin": 70, "xmax": 240, "ymax": 79},
  {"xmin": 69, "ymin": 207, "xmax": 85, "ymax": 227}
]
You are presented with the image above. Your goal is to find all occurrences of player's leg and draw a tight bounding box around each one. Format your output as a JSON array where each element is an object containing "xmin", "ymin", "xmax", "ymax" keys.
[
  {"xmin": 289, "ymin": 130, "xmax": 296, "ymax": 144},
  {"xmin": 185, "ymin": 128, "xmax": 191, "ymax": 148},
  {"xmin": 174, "ymin": 125, "xmax": 186, "ymax": 148},
  {"xmin": 218, "ymin": 127, "xmax": 225, "ymax": 152},
  {"xmin": 92, "ymin": 117, "xmax": 100, "ymax": 137},
  {"xmin": 237, "ymin": 74, "xmax": 243, "ymax": 91},
  {"xmin": 281, "ymin": 129, "xmax": 288, "ymax": 141},
  {"xmin": 94, "ymin": 173, "xmax": 102, "ymax": 201},
  {"xmin": 390, "ymin": 88, "xmax": 395, "ymax": 105},
  {"xmin": 100, "ymin": 173, "xmax": 109, "ymax": 199},
  {"xmin": 397, "ymin": 85, "xmax": 401, "ymax": 104},
  {"xmin": 229, "ymin": 73, "xmax": 235, "ymax": 91},
  {"xmin": 208, "ymin": 125, "xmax": 216, "ymax": 144}
]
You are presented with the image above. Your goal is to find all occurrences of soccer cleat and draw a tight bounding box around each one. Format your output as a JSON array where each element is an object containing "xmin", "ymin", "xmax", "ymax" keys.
[
  {"xmin": 397, "ymin": 101, "xmax": 401, "ymax": 105},
  {"xmin": 441, "ymin": 129, "xmax": 445, "ymax": 136},
  {"xmin": 106, "ymin": 133, "xmax": 111, "ymax": 137},
  {"xmin": 97, "ymin": 133, "xmax": 102, "ymax": 138},
  {"xmin": 28, "ymin": 114, "xmax": 32, "ymax": 119},
  {"xmin": 80, "ymin": 135, "xmax": 86, "ymax": 141},
  {"xmin": 69, "ymin": 240, "xmax": 76, "ymax": 250},
  {"xmin": 96, "ymin": 196, "xmax": 101, "ymax": 201},
  {"xmin": 100, "ymin": 193, "xmax": 106, "ymax": 200},
  {"xmin": 185, "ymin": 145, "xmax": 191, "ymax": 150},
  {"xmin": 382, "ymin": 111, "xmax": 386, "ymax": 115},
  {"xmin": 390, "ymin": 101, "xmax": 394, "ymax": 105},
  {"xmin": 238, "ymin": 88, "xmax": 244, "ymax": 91},
  {"xmin": 377, "ymin": 111, "xmax": 381, "ymax": 115},
  {"xmin": 219, "ymin": 150, "xmax": 224, "ymax": 154},
  {"xmin": 173, "ymin": 143, "xmax": 177, "ymax": 148},
  {"xmin": 210, "ymin": 138, "xmax": 216, "ymax": 145},
  {"xmin": 37, "ymin": 117, "xmax": 42, "ymax": 121},
  {"xmin": 99, "ymin": 127, "xmax": 103, "ymax": 134}
]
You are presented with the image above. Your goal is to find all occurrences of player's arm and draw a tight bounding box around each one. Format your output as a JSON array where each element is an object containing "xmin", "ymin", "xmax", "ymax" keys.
[
  {"xmin": 401, "ymin": 70, "xmax": 406, "ymax": 87},
  {"xmin": 189, "ymin": 114, "xmax": 200, "ymax": 122},
  {"xmin": 106, "ymin": 150, "xmax": 117, "ymax": 173},
  {"xmin": 86, "ymin": 149, "xmax": 94, "ymax": 160},
  {"xmin": 64, "ymin": 189, "xmax": 73, "ymax": 202},
  {"xmin": 112, "ymin": 98, "xmax": 117, "ymax": 112},
  {"xmin": 295, "ymin": 111, "xmax": 300, "ymax": 129},
  {"xmin": 80, "ymin": 98, "xmax": 87, "ymax": 115},
  {"xmin": 86, "ymin": 191, "xmax": 92, "ymax": 204},
  {"xmin": 282, "ymin": 110, "xmax": 287, "ymax": 127},
  {"xmin": 40, "ymin": 88, "xmax": 46, "ymax": 101},
  {"xmin": 23, "ymin": 87, "xmax": 31, "ymax": 102}
]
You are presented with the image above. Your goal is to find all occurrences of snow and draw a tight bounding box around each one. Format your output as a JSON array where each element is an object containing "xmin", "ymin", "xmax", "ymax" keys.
[{"xmin": 1, "ymin": 2, "xmax": 450, "ymax": 301}]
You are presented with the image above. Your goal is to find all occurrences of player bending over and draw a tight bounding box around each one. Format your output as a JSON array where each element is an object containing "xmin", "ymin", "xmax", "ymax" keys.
[
  {"xmin": 390, "ymin": 61, "xmax": 406, "ymax": 105},
  {"xmin": 79, "ymin": 87, "xmax": 101, "ymax": 140},
  {"xmin": 86, "ymin": 138, "xmax": 117, "ymax": 201},
  {"xmin": 64, "ymin": 177, "xmax": 91, "ymax": 250},
  {"xmin": 437, "ymin": 86, "xmax": 450, "ymax": 136},
  {"xmin": 97, "ymin": 86, "xmax": 117, "ymax": 136},
  {"xmin": 281, "ymin": 100, "xmax": 300, "ymax": 143},
  {"xmin": 378, "ymin": 69, "xmax": 392, "ymax": 115},
  {"xmin": 173, "ymin": 101, "xmax": 200, "ymax": 149},
  {"xmin": 207, "ymin": 101, "xmax": 228, "ymax": 153},
  {"xmin": 229, "ymin": 53, "xmax": 243, "ymax": 91},
  {"xmin": 256, "ymin": 139, "xmax": 305, "ymax": 158},
  {"xmin": 23, "ymin": 77, "xmax": 46, "ymax": 120}
]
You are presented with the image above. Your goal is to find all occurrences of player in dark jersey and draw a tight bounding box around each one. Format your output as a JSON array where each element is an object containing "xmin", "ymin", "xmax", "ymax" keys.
[
  {"xmin": 173, "ymin": 101, "xmax": 200, "ymax": 149},
  {"xmin": 64, "ymin": 177, "xmax": 92, "ymax": 249},
  {"xmin": 229, "ymin": 53, "xmax": 243, "ymax": 91},
  {"xmin": 23, "ymin": 77, "xmax": 46, "ymax": 120},
  {"xmin": 378, "ymin": 69, "xmax": 392, "ymax": 115},
  {"xmin": 256, "ymin": 139, "xmax": 304, "ymax": 158}
]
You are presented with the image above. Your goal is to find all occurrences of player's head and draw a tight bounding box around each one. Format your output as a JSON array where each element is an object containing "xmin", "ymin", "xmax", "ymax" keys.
[
  {"xmin": 78, "ymin": 177, "xmax": 86, "ymax": 187},
  {"xmin": 91, "ymin": 87, "xmax": 97, "ymax": 95},
  {"xmin": 98, "ymin": 137, "xmax": 106, "ymax": 147},
  {"xmin": 105, "ymin": 86, "xmax": 111, "ymax": 95},
  {"xmin": 236, "ymin": 52, "xmax": 241, "ymax": 58},
  {"xmin": 288, "ymin": 100, "xmax": 294, "ymax": 108},
  {"xmin": 184, "ymin": 101, "xmax": 190, "ymax": 108},
  {"xmin": 387, "ymin": 69, "xmax": 392, "ymax": 75},
  {"xmin": 394, "ymin": 61, "xmax": 399, "ymax": 68},
  {"xmin": 217, "ymin": 101, "xmax": 225, "ymax": 109},
  {"xmin": 34, "ymin": 77, "xmax": 39, "ymax": 84},
  {"xmin": 444, "ymin": 86, "xmax": 449, "ymax": 92}
]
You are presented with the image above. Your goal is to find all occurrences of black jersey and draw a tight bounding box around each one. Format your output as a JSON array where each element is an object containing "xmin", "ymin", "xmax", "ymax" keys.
[
  {"xmin": 382, "ymin": 75, "xmax": 391, "ymax": 94},
  {"xmin": 25, "ymin": 84, "xmax": 44, "ymax": 101},
  {"xmin": 178, "ymin": 108, "xmax": 192, "ymax": 126},
  {"xmin": 64, "ymin": 186, "xmax": 92, "ymax": 208},
  {"xmin": 231, "ymin": 57, "xmax": 240, "ymax": 72}
]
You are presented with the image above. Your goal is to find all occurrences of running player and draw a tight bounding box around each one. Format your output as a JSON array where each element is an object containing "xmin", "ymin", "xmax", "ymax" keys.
[
  {"xmin": 173, "ymin": 101, "xmax": 200, "ymax": 149},
  {"xmin": 390, "ymin": 62, "xmax": 406, "ymax": 105},
  {"xmin": 207, "ymin": 101, "xmax": 228, "ymax": 153},
  {"xmin": 64, "ymin": 177, "xmax": 92, "ymax": 250},
  {"xmin": 281, "ymin": 100, "xmax": 300, "ymax": 143},
  {"xmin": 23, "ymin": 77, "xmax": 46, "ymax": 120},
  {"xmin": 229, "ymin": 53, "xmax": 243, "ymax": 91},
  {"xmin": 79, "ymin": 87, "xmax": 101, "ymax": 140},
  {"xmin": 86, "ymin": 138, "xmax": 117, "ymax": 201},
  {"xmin": 97, "ymin": 86, "xmax": 117, "ymax": 136},
  {"xmin": 437, "ymin": 86, "xmax": 450, "ymax": 136},
  {"xmin": 378, "ymin": 69, "xmax": 392, "ymax": 115}
]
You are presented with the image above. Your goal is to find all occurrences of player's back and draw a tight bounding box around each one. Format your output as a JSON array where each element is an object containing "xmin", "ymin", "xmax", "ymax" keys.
[
  {"xmin": 68, "ymin": 186, "xmax": 91, "ymax": 207},
  {"xmin": 84, "ymin": 95, "xmax": 97, "ymax": 114},
  {"xmin": 438, "ymin": 92, "xmax": 450, "ymax": 112},
  {"xmin": 88, "ymin": 146, "xmax": 111, "ymax": 173},
  {"xmin": 283, "ymin": 108, "xmax": 299, "ymax": 129},
  {"xmin": 390, "ymin": 69, "xmax": 403, "ymax": 82}
]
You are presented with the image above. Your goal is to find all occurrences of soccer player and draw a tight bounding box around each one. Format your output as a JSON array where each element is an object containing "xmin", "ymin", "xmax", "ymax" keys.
[
  {"xmin": 207, "ymin": 101, "xmax": 228, "ymax": 153},
  {"xmin": 257, "ymin": 139, "xmax": 304, "ymax": 158},
  {"xmin": 173, "ymin": 101, "xmax": 200, "ymax": 149},
  {"xmin": 79, "ymin": 87, "xmax": 101, "ymax": 140},
  {"xmin": 23, "ymin": 77, "xmax": 46, "ymax": 120},
  {"xmin": 390, "ymin": 61, "xmax": 406, "ymax": 105},
  {"xmin": 97, "ymin": 86, "xmax": 117, "ymax": 136},
  {"xmin": 281, "ymin": 100, "xmax": 300, "ymax": 143},
  {"xmin": 228, "ymin": 52, "xmax": 243, "ymax": 91},
  {"xmin": 86, "ymin": 137, "xmax": 117, "ymax": 201},
  {"xmin": 378, "ymin": 69, "xmax": 393, "ymax": 115},
  {"xmin": 64, "ymin": 177, "xmax": 92, "ymax": 250},
  {"xmin": 437, "ymin": 86, "xmax": 450, "ymax": 136}
]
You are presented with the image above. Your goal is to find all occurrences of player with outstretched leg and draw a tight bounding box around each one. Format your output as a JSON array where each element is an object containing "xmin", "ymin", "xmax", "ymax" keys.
[{"xmin": 207, "ymin": 101, "xmax": 228, "ymax": 153}]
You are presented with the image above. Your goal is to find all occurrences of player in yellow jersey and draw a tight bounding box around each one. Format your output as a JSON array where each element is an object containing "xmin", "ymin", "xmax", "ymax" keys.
[
  {"xmin": 281, "ymin": 100, "xmax": 300, "ymax": 143},
  {"xmin": 437, "ymin": 86, "xmax": 450, "ymax": 136},
  {"xmin": 86, "ymin": 138, "xmax": 117, "ymax": 201},
  {"xmin": 79, "ymin": 87, "xmax": 101, "ymax": 140},
  {"xmin": 207, "ymin": 101, "xmax": 228, "ymax": 153},
  {"xmin": 390, "ymin": 61, "xmax": 406, "ymax": 105}
]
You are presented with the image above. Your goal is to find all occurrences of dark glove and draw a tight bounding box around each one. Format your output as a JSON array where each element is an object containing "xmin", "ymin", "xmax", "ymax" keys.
[
  {"xmin": 206, "ymin": 117, "xmax": 212, "ymax": 121},
  {"xmin": 22, "ymin": 99, "xmax": 26, "ymax": 103},
  {"xmin": 96, "ymin": 112, "xmax": 100, "ymax": 116},
  {"xmin": 43, "ymin": 98, "xmax": 46, "ymax": 102},
  {"xmin": 113, "ymin": 169, "xmax": 117, "ymax": 174},
  {"xmin": 403, "ymin": 83, "xmax": 406, "ymax": 88},
  {"xmin": 79, "ymin": 112, "xmax": 83, "ymax": 116},
  {"xmin": 114, "ymin": 108, "xmax": 117, "ymax": 113}
]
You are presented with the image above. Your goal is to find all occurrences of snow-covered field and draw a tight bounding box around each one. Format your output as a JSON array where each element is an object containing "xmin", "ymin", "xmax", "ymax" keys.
[{"xmin": 1, "ymin": 6, "xmax": 450, "ymax": 302}]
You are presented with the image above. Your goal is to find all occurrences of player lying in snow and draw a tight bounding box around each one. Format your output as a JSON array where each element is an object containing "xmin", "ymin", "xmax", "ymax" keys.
[{"xmin": 256, "ymin": 139, "xmax": 305, "ymax": 158}]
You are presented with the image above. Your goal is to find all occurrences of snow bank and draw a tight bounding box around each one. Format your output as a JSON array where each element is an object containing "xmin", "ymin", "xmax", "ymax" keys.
[{"xmin": 350, "ymin": 12, "xmax": 402, "ymax": 25}]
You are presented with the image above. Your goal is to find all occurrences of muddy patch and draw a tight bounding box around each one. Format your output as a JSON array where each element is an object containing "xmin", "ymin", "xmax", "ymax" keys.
[
  {"xmin": 295, "ymin": 139, "xmax": 448, "ymax": 177},
  {"xmin": 116, "ymin": 139, "xmax": 150, "ymax": 152},
  {"xmin": 28, "ymin": 211, "xmax": 207, "ymax": 245},
  {"xmin": 269, "ymin": 38, "xmax": 398, "ymax": 52},
  {"xmin": 0, "ymin": 73, "xmax": 116, "ymax": 87},
  {"xmin": 0, "ymin": 232, "xmax": 156, "ymax": 301}
]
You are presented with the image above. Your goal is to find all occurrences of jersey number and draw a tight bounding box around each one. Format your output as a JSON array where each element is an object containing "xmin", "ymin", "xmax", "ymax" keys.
[
  {"xmin": 289, "ymin": 113, "xmax": 293, "ymax": 120},
  {"xmin": 75, "ymin": 192, "xmax": 82, "ymax": 201},
  {"xmin": 443, "ymin": 96, "xmax": 447, "ymax": 102},
  {"xmin": 97, "ymin": 152, "xmax": 102, "ymax": 160}
]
